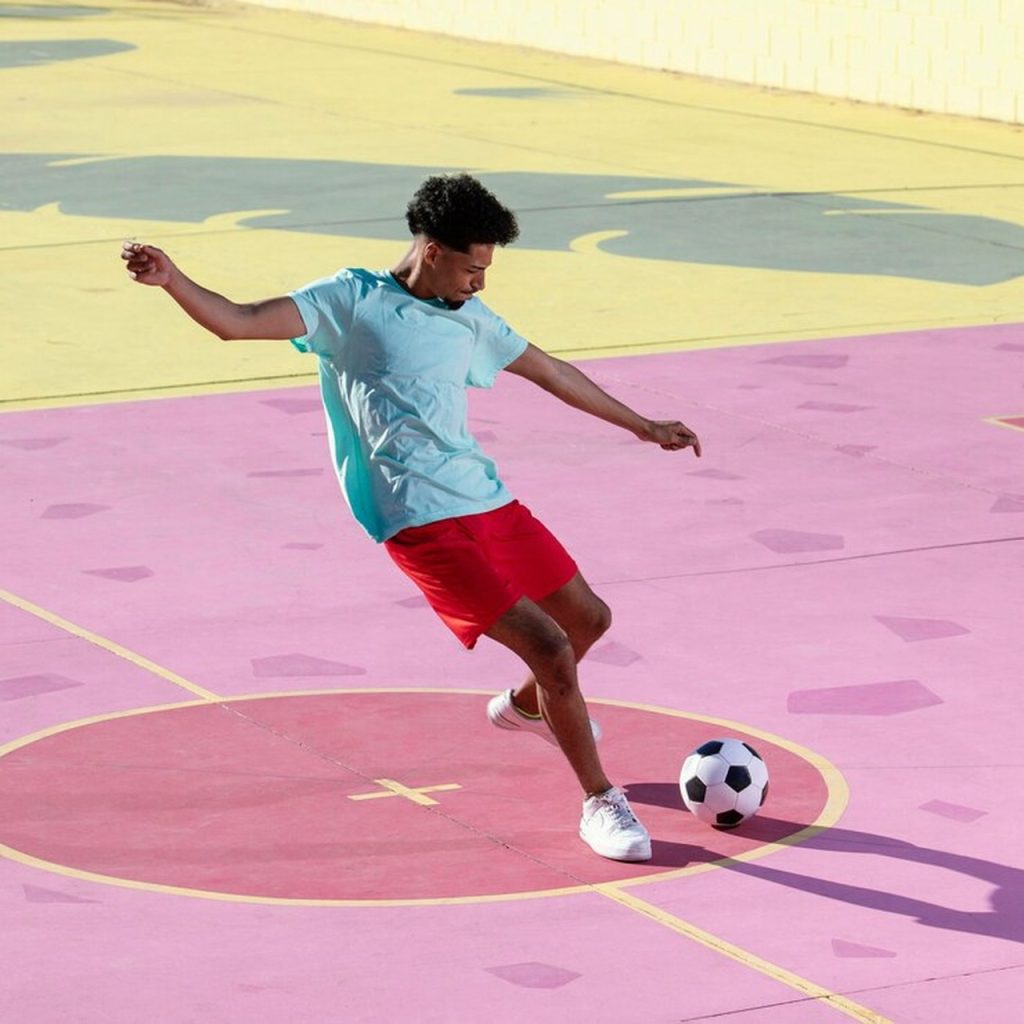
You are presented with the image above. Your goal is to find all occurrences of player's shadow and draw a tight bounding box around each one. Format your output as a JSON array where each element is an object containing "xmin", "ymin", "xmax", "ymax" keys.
[{"xmin": 625, "ymin": 781, "xmax": 1024, "ymax": 944}]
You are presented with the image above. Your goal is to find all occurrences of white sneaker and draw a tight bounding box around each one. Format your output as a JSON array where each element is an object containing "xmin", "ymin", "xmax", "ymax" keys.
[
  {"xmin": 579, "ymin": 786, "xmax": 652, "ymax": 862},
  {"xmin": 486, "ymin": 689, "xmax": 602, "ymax": 747}
]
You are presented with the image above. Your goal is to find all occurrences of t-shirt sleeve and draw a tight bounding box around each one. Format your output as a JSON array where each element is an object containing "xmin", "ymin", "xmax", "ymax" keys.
[
  {"xmin": 466, "ymin": 308, "xmax": 529, "ymax": 388},
  {"xmin": 288, "ymin": 271, "xmax": 358, "ymax": 358}
]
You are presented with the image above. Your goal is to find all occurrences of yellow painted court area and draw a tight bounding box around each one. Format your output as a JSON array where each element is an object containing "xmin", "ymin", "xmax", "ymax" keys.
[{"xmin": 3, "ymin": 0, "xmax": 1024, "ymax": 410}]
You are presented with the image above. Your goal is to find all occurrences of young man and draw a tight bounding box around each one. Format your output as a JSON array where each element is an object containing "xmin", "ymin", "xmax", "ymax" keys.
[{"xmin": 121, "ymin": 173, "xmax": 701, "ymax": 863}]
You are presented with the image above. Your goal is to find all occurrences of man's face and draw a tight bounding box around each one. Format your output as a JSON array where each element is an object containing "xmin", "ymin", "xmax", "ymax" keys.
[{"xmin": 425, "ymin": 241, "xmax": 494, "ymax": 304}]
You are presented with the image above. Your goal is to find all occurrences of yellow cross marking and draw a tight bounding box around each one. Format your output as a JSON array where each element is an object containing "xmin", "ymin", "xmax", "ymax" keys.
[{"xmin": 348, "ymin": 779, "xmax": 461, "ymax": 807}]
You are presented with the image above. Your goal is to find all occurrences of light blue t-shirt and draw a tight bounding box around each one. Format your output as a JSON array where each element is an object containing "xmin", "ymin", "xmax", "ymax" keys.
[{"xmin": 289, "ymin": 268, "xmax": 529, "ymax": 542}]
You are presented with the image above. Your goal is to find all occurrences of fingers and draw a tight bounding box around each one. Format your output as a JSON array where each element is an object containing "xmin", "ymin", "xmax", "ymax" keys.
[
  {"xmin": 655, "ymin": 421, "xmax": 701, "ymax": 456},
  {"xmin": 121, "ymin": 240, "xmax": 147, "ymax": 260},
  {"xmin": 121, "ymin": 240, "xmax": 161, "ymax": 281}
]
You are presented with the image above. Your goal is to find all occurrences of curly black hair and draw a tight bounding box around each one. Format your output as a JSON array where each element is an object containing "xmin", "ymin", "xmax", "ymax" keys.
[{"xmin": 405, "ymin": 174, "xmax": 519, "ymax": 252}]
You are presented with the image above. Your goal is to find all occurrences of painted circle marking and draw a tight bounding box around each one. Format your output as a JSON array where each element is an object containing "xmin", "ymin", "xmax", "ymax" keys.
[{"xmin": 0, "ymin": 690, "xmax": 845, "ymax": 905}]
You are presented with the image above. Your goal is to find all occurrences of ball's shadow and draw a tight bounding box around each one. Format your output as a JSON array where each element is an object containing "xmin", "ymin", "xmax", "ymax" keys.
[{"xmin": 624, "ymin": 781, "xmax": 806, "ymax": 868}]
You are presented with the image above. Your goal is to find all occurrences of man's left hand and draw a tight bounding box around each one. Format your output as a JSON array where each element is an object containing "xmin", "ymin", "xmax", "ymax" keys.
[{"xmin": 642, "ymin": 420, "xmax": 702, "ymax": 456}]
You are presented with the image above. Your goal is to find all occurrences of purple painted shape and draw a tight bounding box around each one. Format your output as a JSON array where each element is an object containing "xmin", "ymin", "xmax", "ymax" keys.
[
  {"xmin": 995, "ymin": 341, "xmax": 1024, "ymax": 352},
  {"xmin": 798, "ymin": 401, "xmax": 872, "ymax": 413},
  {"xmin": 395, "ymin": 595, "xmax": 429, "ymax": 609},
  {"xmin": 485, "ymin": 962, "xmax": 581, "ymax": 989},
  {"xmin": 788, "ymin": 678, "xmax": 943, "ymax": 716},
  {"xmin": 990, "ymin": 494, "xmax": 1024, "ymax": 513},
  {"xmin": 251, "ymin": 654, "xmax": 366, "ymax": 678},
  {"xmin": 835, "ymin": 443, "xmax": 878, "ymax": 457},
  {"xmin": 587, "ymin": 641, "xmax": 642, "ymax": 667},
  {"xmin": 763, "ymin": 354, "xmax": 850, "ymax": 369},
  {"xmin": 82, "ymin": 566, "xmax": 154, "ymax": 583},
  {"xmin": 689, "ymin": 468, "xmax": 744, "ymax": 480},
  {"xmin": 474, "ymin": 430, "xmax": 498, "ymax": 443},
  {"xmin": 260, "ymin": 397, "xmax": 323, "ymax": 415},
  {"xmin": 831, "ymin": 939, "xmax": 896, "ymax": 959},
  {"xmin": 23, "ymin": 885, "xmax": 99, "ymax": 904},
  {"xmin": 1, "ymin": 436, "xmax": 68, "ymax": 451},
  {"xmin": 706, "ymin": 497, "xmax": 745, "ymax": 506},
  {"xmin": 282, "ymin": 542, "xmax": 323, "ymax": 550},
  {"xmin": 40, "ymin": 502, "xmax": 109, "ymax": 520},
  {"xmin": 751, "ymin": 529, "xmax": 845, "ymax": 553},
  {"xmin": 1, "ymin": 673, "xmax": 85, "ymax": 701},
  {"xmin": 875, "ymin": 615, "xmax": 970, "ymax": 642},
  {"xmin": 22, "ymin": 885, "xmax": 98, "ymax": 905},
  {"xmin": 247, "ymin": 468, "xmax": 324, "ymax": 478},
  {"xmin": 919, "ymin": 799, "xmax": 987, "ymax": 823}
]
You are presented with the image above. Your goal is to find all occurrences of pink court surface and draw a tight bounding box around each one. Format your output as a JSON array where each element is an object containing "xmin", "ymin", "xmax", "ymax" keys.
[{"xmin": 3, "ymin": 3, "xmax": 1024, "ymax": 1023}]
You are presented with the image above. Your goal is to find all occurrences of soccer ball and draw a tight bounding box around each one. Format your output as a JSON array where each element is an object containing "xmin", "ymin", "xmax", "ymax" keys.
[{"xmin": 679, "ymin": 738, "xmax": 769, "ymax": 829}]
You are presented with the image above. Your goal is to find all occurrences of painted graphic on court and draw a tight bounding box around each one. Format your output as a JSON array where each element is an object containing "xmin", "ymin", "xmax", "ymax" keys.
[
  {"xmin": 0, "ymin": 5, "xmax": 128, "ymax": 67},
  {"xmin": 0, "ymin": 691, "xmax": 838, "ymax": 904},
  {"xmin": 3, "ymin": 154, "xmax": 1024, "ymax": 285}
]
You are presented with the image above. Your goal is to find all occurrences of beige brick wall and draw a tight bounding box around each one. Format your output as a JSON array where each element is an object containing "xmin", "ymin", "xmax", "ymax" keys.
[{"xmin": 251, "ymin": 0, "xmax": 1024, "ymax": 124}]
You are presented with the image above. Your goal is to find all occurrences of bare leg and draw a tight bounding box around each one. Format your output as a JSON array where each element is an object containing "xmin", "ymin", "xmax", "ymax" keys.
[
  {"xmin": 485, "ymin": 595, "xmax": 610, "ymax": 796},
  {"xmin": 509, "ymin": 573, "xmax": 611, "ymax": 717}
]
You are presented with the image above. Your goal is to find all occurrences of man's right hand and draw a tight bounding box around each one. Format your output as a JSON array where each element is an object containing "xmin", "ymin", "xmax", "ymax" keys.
[
  {"xmin": 121, "ymin": 241, "xmax": 174, "ymax": 287},
  {"xmin": 119, "ymin": 240, "xmax": 305, "ymax": 341}
]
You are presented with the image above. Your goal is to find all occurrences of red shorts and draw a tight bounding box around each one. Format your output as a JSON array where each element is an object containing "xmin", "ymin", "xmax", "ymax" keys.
[{"xmin": 384, "ymin": 500, "xmax": 578, "ymax": 649}]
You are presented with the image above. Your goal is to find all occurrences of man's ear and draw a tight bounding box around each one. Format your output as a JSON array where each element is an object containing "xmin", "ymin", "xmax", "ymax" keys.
[{"xmin": 422, "ymin": 239, "xmax": 443, "ymax": 266}]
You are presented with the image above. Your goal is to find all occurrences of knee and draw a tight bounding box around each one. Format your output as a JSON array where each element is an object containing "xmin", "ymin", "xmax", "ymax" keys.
[
  {"xmin": 575, "ymin": 596, "xmax": 611, "ymax": 654},
  {"xmin": 590, "ymin": 597, "xmax": 612, "ymax": 643},
  {"xmin": 530, "ymin": 627, "xmax": 578, "ymax": 684}
]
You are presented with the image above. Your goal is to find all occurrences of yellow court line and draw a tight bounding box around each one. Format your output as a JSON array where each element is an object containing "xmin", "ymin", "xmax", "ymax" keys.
[
  {"xmin": 0, "ymin": 687, "xmax": 847, "ymax": 904},
  {"xmin": 985, "ymin": 414, "xmax": 1024, "ymax": 433},
  {"xmin": 0, "ymin": 587, "xmax": 220, "ymax": 702},
  {"xmin": 596, "ymin": 885, "xmax": 892, "ymax": 1024},
  {"xmin": 604, "ymin": 187, "xmax": 752, "ymax": 200}
]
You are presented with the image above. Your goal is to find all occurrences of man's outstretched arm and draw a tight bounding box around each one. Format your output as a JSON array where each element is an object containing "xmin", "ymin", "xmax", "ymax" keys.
[
  {"xmin": 505, "ymin": 343, "xmax": 701, "ymax": 456},
  {"xmin": 121, "ymin": 241, "xmax": 305, "ymax": 341}
]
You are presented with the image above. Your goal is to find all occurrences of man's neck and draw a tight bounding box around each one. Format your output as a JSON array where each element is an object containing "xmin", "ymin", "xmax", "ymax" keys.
[{"xmin": 391, "ymin": 244, "xmax": 434, "ymax": 300}]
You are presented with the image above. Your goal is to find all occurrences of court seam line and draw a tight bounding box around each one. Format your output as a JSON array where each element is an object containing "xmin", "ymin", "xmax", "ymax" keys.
[
  {"xmin": 48, "ymin": 19, "xmax": 1024, "ymax": 190},
  {"xmin": 74, "ymin": 58, "xmax": 653, "ymax": 179},
  {"xmin": 180, "ymin": 14, "xmax": 1024, "ymax": 167},
  {"xmin": 5, "ymin": 315, "xmax": 1022, "ymax": 410},
  {"xmin": 3, "ymin": 180, "xmax": 1024, "ymax": 259},
  {"xmin": 673, "ymin": 959, "xmax": 1024, "ymax": 1024},
  {"xmin": 779, "ymin": 193, "xmax": 1024, "ymax": 256},
  {"xmin": 593, "ymin": 534, "xmax": 1024, "ymax": 586},
  {"xmin": 594, "ymin": 370, "xmax": 1024, "ymax": 502},
  {"xmin": 0, "ymin": 372, "xmax": 316, "ymax": 407}
]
